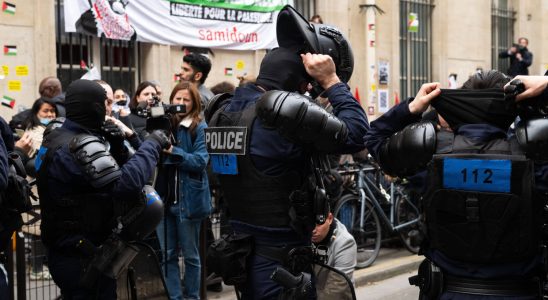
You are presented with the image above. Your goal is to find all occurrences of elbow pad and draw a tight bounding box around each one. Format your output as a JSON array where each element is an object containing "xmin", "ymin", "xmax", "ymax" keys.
[
  {"xmin": 69, "ymin": 134, "xmax": 122, "ymax": 188},
  {"xmin": 204, "ymin": 93, "xmax": 232, "ymax": 124},
  {"xmin": 515, "ymin": 117, "xmax": 548, "ymax": 161},
  {"xmin": 256, "ymin": 90, "xmax": 348, "ymax": 153},
  {"xmin": 379, "ymin": 122, "xmax": 436, "ymax": 177}
]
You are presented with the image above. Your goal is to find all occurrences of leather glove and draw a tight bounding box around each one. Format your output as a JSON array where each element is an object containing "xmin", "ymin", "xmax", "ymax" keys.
[
  {"xmin": 102, "ymin": 120, "xmax": 125, "ymax": 146},
  {"xmin": 146, "ymin": 130, "xmax": 171, "ymax": 150}
]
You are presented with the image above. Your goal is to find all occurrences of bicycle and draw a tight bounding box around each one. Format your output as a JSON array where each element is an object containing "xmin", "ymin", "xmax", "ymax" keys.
[{"xmin": 334, "ymin": 160, "xmax": 421, "ymax": 268}]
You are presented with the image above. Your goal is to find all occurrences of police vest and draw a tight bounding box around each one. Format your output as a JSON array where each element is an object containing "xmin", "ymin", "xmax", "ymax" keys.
[
  {"xmin": 423, "ymin": 132, "xmax": 543, "ymax": 264},
  {"xmin": 207, "ymin": 101, "xmax": 303, "ymax": 228},
  {"xmin": 36, "ymin": 128, "xmax": 121, "ymax": 246}
]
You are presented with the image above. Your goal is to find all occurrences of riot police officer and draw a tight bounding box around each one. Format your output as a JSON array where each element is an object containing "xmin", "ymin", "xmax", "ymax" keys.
[
  {"xmin": 365, "ymin": 71, "xmax": 548, "ymax": 299},
  {"xmin": 36, "ymin": 79, "xmax": 171, "ymax": 299},
  {"xmin": 205, "ymin": 6, "xmax": 368, "ymax": 299}
]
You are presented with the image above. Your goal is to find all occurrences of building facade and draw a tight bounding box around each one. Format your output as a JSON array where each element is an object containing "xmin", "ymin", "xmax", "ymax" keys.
[{"xmin": 0, "ymin": 0, "xmax": 546, "ymax": 122}]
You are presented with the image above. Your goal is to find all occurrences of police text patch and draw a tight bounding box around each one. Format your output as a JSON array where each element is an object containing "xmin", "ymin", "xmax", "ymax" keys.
[{"xmin": 205, "ymin": 127, "xmax": 247, "ymax": 155}]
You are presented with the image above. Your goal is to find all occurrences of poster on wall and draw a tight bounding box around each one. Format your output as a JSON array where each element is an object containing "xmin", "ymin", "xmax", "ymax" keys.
[
  {"xmin": 408, "ymin": 13, "xmax": 419, "ymax": 33},
  {"xmin": 378, "ymin": 60, "xmax": 389, "ymax": 85},
  {"xmin": 64, "ymin": 0, "xmax": 293, "ymax": 50},
  {"xmin": 378, "ymin": 89, "xmax": 389, "ymax": 113}
]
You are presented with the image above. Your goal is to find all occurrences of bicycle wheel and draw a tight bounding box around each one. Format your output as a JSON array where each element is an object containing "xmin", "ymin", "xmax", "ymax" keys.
[
  {"xmin": 394, "ymin": 191, "xmax": 421, "ymax": 254},
  {"xmin": 334, "ymin": 194, "xmax": 381, "ymax": 268}
]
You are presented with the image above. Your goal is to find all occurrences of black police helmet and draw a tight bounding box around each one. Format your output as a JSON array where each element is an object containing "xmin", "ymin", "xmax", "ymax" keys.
[{"xmin": 277, "ymin": 5, "xmax": 354, "ymax": 83}]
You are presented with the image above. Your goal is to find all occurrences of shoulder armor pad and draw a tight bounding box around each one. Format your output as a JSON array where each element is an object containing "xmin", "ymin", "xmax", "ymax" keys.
[
  {"xmin": 380, "ymin": 121, "xmax": 436, "ymax": 177},
  {"xmin": 256, "ymin": 90, "xmax": 348, "ymax": 152},
  {"xmin": 43, "ymin": 117, "xmax": 65, "ymax": 137},
  {"xmin": 205, "ymin": 92, "xmax": 232, "ymax": 124},
  {"xmin": 515, "ymin": 117, "xmax": 548, "ymax": 161},
  {"xmin": 69, "ymin": 134, "xmax": 121, "ymax": 188}
]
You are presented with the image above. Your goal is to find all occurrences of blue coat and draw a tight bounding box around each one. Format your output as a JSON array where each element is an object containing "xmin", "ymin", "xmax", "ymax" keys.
[{"xmin": 164, "ymin": 120, "xmax": 211, "ymax": 220}]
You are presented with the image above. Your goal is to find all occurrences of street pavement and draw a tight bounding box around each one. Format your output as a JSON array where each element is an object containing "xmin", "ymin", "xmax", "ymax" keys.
[
  {"xmin": 206, "ymin": 247, "xmax": 423, "ymax": 300},
  {"xmin": 356, "ymin": 271, "xmax": 420, "ymax": 299}
]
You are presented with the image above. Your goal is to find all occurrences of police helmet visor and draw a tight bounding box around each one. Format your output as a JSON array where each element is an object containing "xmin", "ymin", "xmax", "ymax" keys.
[{"xmin": 277, "ymin": 5, "xmax": 354, "ymax": 83}]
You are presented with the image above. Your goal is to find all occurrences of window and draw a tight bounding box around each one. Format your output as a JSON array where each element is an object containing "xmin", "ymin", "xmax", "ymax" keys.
[
  {"xmin": 293, "ymin": 0, "xmax": 316, "ymax": 20},
  {"xmin": 491, "ymin": 0, "xmax": 515, "ymax": 73},
  {"xmin": 55, "ymin": 0, "xmax": 140, "ymax": 93},
  {"xmin": 399, "ymin": 0, "xmax": 433, "ymax": 100}
]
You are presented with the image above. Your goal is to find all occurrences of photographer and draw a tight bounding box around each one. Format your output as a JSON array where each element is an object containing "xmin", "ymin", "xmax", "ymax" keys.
[
  {"xmin": 125, "ymin": 81, "xmax": 158, "ymax": 140},
  {"xmin": 155, "ymin": 81, "xmax": 211, "ymax": 300},
  {"xmin": 312, "ymin": 212, "xmax": 356, "ymax": 299},
  {"xmin": 36, "ymin": 80, "xmax": 171, "ymax": 299},
  {"xmin": 499, "ymin": 37, "xmax": 533, "ymax": 77}
]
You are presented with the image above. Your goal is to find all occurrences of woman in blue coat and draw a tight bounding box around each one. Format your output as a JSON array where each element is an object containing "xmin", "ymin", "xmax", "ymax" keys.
[{"xmin": 156, "ymin": 81, "xmax": 212, "ymax": 300}]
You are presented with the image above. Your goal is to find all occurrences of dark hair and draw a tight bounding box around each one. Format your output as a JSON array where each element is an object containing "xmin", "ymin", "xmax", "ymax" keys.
[
  {"xmin": 309, "ymin": 14, "xmax": 323, "ymax": 24},
  {"xmin": 23, "ymin": 97, "xmax": 57, "ymax": 129},
  {"xmin": 210, "ymin": 81, "xmax": 236, "ymax": 95},
  {"xmin": 38, "ymin": 76, "xmax": 62, "ymax": 98},
  {"xmin": 169, "ymin": 81, "xmax": 202, "ymax": 134},
  {"xmin": 461, "ymin": 70, "xmax": 510, "ymax": 90},
  {"xmin": 183, "ymin": 53, "xmax": 212, "ymax": 85},
  {"xmin": 129, "ymin": 81, "xmax": 157, "ymax": 110}
]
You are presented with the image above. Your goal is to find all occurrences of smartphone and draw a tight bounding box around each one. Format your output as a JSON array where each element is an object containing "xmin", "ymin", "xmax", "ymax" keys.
[{"xmin": 15, "ymin": 129, "xmax": 24, "ymax": 137}]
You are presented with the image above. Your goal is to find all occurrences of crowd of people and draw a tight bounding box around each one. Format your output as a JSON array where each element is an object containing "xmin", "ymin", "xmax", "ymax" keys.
[{"xmin": 0, "ymin": 5, "xmax": 547, "ymax": 300}]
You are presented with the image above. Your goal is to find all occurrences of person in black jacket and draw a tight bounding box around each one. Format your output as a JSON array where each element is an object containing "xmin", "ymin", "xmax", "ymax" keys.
[
  {"xmin": 36, "ymin": 80, "xmax": 170, "ymax": 299},
  {"xmin": 499, "ymin": 37, "xmax": 533, "ymax": 77},
  {"xmin": 365, "ymin": 72, "xmax": 548, "ymax": 299}
]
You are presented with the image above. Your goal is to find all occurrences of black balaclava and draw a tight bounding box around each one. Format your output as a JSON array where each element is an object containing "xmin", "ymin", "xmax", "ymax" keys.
[
  {"xmin": 65, "ymin": 79, "xmax": 106, "ymax": 131},
  {"xmin": 255, "ymin": 47, "xmax": 311, "ymax": 92},
  {"xmin": 431, "ymin": 88, "xmax": 517, "ymax": 131}
]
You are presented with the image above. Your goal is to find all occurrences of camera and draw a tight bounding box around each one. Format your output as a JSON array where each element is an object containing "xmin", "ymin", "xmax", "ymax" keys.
[
  {"xmin": 505, "ymin": 79, "xmax": 548, "ymax": 117},
  {"xmin": 511, "ymin": 43, "xmax": 526, "ymax": 55},
  {"xmin": 136, "ymin": 95, "xmax": 186, "ymax": 132}
]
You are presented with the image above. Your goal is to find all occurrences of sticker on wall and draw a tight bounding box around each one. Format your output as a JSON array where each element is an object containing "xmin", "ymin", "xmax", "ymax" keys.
[
  {"xmin": 2, "ymin": 2, "xmax": 15, "ymax": 15},
  {"xmin": 378, "ymin": 60, "xmax": 389, "ymax": 85},
  {"xmin": 370, "ymin": 84, "xmax": 377, "ymax": 93},
  {"xmin": 378, "ymin": 89, "xmax": 389, "ymax": 113},
  {"xmin": 408, "ymin": 13, "xmax": 419, "ymax": 33},
  {"xmin": 8, "ymin": 80, "xmax": 21, "ymax": 91},
  {"xmin": 224, "ymin": 67, "xmax": 233, "ymax": 76},
  {"xmin": 15, "ymin": 66, "xmax": 28, "ymax": 76},
  {"xmin": 2, "ymin": 66, "xmax": 8, "ymax": 77},
  {"xmin": 367, "ymin": 106, "xmax": 375, "ymax": 116},
  {"xmin": 368, "ymin": 24, "xmax": 375, "ymax": 31},
  {"xmin": 235, "ymin": 60, "xmax": 245, "ymax": 71},
  {"xmin": 1, "ymin": 96, "xmax": 15, "ymax": 108},
  {"xmin": 3, "ymin": 45, "xmax": 16, "ymax": 56}
]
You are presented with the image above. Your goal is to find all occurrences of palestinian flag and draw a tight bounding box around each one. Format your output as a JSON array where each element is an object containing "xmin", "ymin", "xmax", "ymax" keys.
[
  {"xmin": 1, "ymin": 96, "xmax": 15, "ymax": 109},
  {"xmin": 4, "ymin": 45, "xmax": 16, "ymax": 56},
  {"xmin": 2, "ymin": 2, "xmax": 15, "ymax": 15},
  {"xmin": 224, "ymin": 68, "xmax": 233, "ymax": 76}
]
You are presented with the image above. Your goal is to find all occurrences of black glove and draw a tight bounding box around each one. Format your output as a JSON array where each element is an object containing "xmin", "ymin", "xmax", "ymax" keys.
[
  {"xmin": 146, "ymin": 130, "xmax": 171, "ymax": 150},
  {"xmin": 102, "ymin": 120, "xmax": 125, "ymax": 147}
]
